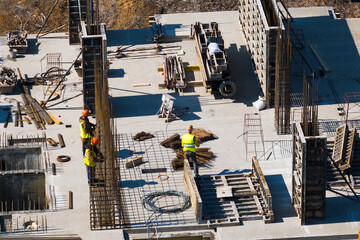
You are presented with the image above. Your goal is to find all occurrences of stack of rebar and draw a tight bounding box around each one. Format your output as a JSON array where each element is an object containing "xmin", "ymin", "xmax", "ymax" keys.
[
  {"xmin": 20, "ymin": 84, "xmax": 54, "ymax": 129},
  {"xmin": 163, "ymin": 56, "xmax": 185, "ymax": 90}
]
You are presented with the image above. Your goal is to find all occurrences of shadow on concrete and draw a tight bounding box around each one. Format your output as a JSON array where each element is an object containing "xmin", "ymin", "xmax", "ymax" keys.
[
  {"xmin": 318, "ymin": 119, "xmax": 360, "ymax": 137},
  {"xmin": 265, "ymin": 174, "xmax": 297, "ymax": 222},
  {"xmin": 0, "ymin": 105, "xmax": 12, "ymax": 123},
  {"xmin": 108, "ymin": 68, "xmax": 125, "ymax": 78},
  {"xmin": 111, "ymin": 92, "xmax": 201, "ymax": 118},
  {"xmin": 106, "ymin": 29, "xmax": 152, "ymax": 47},
  {"xmin": 306, "ymin": 194, "xmax": 360, "ymax": 225},
  {"xmin": 106, "ymin": 25, "xmax": 185, "ymax": 47},
  {"xmin": 216, "ymin": 169, "xmax": 251, "ymax": 175},
  {"xmin": 163, "ymin": 24, "xmax": 183, "ymax": 36},
  {"xmin": 121, "ymin": 179, "xmax": 158, "ymax": 188},
  {"xmin": 119, "ymin": 149, "xmax": 133, "ymax": 159},
  {"xmin": 222, "ymin": 44, "xmax": 260, "ymax": 106},
  {"xmin": 291, "ymin": 16, "xmax": 360, "ymax": 104},
  {"xmin": 27, "ymin": 38, "xmax": 39, "ymax": 54}
]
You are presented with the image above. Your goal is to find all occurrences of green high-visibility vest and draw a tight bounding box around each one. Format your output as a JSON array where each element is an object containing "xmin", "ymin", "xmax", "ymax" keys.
[{"xmin": 182, "ymin": 133, "xmax": 196, "ymax": 152}]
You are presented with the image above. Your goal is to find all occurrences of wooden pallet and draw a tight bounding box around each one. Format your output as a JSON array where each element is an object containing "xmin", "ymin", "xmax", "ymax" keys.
[
  {"xmin": 195, "ymin": 158, "xmax": 273, "ymax": 226},
  {"xmin": 332, "ymin": 124, "xmax": 356, "ymax": 171}
]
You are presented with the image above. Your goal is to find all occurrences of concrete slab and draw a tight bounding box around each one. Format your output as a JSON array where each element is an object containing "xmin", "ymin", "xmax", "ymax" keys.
[{"xmin": 0, "ymin": 8, "xmax": 359, "ymax": 240}]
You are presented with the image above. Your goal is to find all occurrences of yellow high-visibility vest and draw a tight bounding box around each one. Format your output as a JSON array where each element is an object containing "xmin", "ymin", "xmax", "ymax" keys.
[
  {"xmin": 182, "ymin": 133, "xmax": 196, "ymax": 152},
  {"xmin": 80, "ymin": 120, "xmax": 91, "ymax": 139},
  {"xmin": 84, "ymin": 149, "xmax": 97, "ymax": 167}
]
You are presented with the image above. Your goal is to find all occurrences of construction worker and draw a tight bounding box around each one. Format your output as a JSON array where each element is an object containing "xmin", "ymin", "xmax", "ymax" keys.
[
  {"xmin": 79, "ymin": 110, "xmax": 96, "ymax": 155},
  {"xmin": 181, "ymin": 124, "xmax": 200, "ymax": 177},
  {"xmin": 84, "ymin": 137, "xmax": 103, "ymax": 187}
]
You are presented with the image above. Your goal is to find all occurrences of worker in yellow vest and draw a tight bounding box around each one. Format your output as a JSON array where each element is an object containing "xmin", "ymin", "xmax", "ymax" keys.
[
  {"xmin": 79, "ymin": 110, "xmax": 96, "ymax": 155},
  {"xmin": 84, "ymin": 137, "xmax": 103, "ymax": 187},
  {"xmin": 181, "ymin": 124, "xmax": 200, "ymax": 177}
]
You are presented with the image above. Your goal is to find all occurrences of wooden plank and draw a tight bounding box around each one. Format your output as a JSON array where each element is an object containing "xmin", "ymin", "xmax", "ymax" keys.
[
  {"xmin": 133, "ymin": 83, "xmax": 151, "ymax": 87},
  {"xmin": 252, "ymin": 156, "xmax": 274, "ymax": 223},
  {"xmin": 157, "ymin": 65, "xmax": 200, "ymax": 72},
  {"xmin": 309, "ymin": 44, "xmax": 331, "ymax": 72},
  {"xmin": 158, "ymin": 81, "xmax": 204, "ymax": 89},
  {"xmin": 183, "ymin": 159, "xmax": 203, "ymax": 223},
  {"xmin": 124, "ymin": 156, "xmax": 143, "ymax": 169},
  {"xmin": 48, "ymin": 112, "xmax": 62, "ymax": 125}
]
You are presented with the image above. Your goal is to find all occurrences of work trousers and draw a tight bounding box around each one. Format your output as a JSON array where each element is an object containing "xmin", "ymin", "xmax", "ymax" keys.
[
  {"xmin": 86, "ymin": 165, "xmax": 96, "ymax": 185},
  {"xmin": 184, "ymin": 151, "xmax": 199, "ymax": 176}
]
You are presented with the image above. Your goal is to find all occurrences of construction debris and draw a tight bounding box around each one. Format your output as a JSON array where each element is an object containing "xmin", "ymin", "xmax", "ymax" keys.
[
  {"xmin": 0, "ymin": 67, "xmax": 17, "ymax": 86},
  {"xmin": 132, "ymin": 131, "xmax": 154, "ymax": 141},
  {"xmin": 172, "ymin": 148, "xmax": 214, "ymax": 171},
  {"xmin": 7, "ymin": 30, "xmax": 28, "ymax": 54}
]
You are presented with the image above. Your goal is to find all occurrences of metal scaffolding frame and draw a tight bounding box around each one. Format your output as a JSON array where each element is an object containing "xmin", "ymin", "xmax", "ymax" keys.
[{"xmin": 243, "ymin": 113, "xmax": 265, "ymax": 161}]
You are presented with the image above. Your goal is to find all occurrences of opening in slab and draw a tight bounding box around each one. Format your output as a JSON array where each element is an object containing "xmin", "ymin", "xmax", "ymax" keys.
[
  {"xmin": 0, "ymin": 147, "xmax": 42, "ymax": 171},
  {"xmin": 0, "ymin": 147, "xmax": 47, "ymax": 212}
]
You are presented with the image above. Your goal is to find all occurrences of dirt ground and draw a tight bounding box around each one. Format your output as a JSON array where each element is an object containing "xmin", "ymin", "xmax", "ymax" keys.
[{"xmin": 0, "ymin": 0, "xmax": 359, "ymax": 35}]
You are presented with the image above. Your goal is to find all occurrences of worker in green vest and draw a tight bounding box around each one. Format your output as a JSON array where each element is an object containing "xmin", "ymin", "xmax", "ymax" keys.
[
  {"xmin": 79, "ymin": 110, "xmax": 96, "ymax": 155},
  {"xmin": 181, "ymin": 124, "xmax": 200, "ymax": 177},
  {"xmin": 84, "ymin": 137, "xmax": 103, "ymax": 187}
]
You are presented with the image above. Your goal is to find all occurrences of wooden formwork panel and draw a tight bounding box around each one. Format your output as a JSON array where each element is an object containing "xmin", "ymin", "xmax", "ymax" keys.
[{"xmin": 183, "ymin": 159, "xmax": 203, "ymax": 223}]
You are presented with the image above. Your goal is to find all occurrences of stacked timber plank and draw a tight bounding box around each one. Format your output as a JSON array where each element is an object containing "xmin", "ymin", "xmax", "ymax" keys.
[
  {"xmin": 172, "ymin": 148, "xmax": 213, "ymax": 170},
  {"xmin": 192, "ymin": 128, "xmax": 218, "ymax": 143},
  {"xmin": 132, "ymin": 131, "xmax": 154, "ymax": 141},
  {"xmin": 160, "ymin": 129, "xmax": 218, "ymax": 149},
  {"xmin": 160, "ymin": 129, "xmax": 217, "ymax": 170},
  {"xmin": 160, "ymin": 133, "xmax": 181, "ymax": 149}
]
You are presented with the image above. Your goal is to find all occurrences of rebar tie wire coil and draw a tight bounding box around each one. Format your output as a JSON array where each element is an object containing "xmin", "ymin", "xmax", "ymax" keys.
[{"xmin": 142, "ymin": 190, "xmax": 191, "ymax": 214}]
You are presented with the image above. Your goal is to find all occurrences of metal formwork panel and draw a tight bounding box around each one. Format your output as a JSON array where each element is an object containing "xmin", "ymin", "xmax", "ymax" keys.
[
  {"xmin": 292, "ymin": 123, "xmax": 327, "ymax": 225},
  {"xmin": 68, "ymin": 0, "xmax": 91, "ymax": 45},
  {"xmin": 81, "ymin": 34, "xmax": 103, "ymax": 113},
  {"xmin": 239, "ymin": 0, "xmax": 288, "ymax": 108}
]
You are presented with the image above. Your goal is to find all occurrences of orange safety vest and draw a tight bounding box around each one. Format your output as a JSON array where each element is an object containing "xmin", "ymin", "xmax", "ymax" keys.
[{"xmin": 182, "ymin": 133, "xmax": 196, "ymax": 153}]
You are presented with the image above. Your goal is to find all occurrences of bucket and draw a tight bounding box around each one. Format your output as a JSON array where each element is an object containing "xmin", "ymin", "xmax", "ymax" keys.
[{"xmin": 9, "ymin": 49, "xmax": 17, "ymax": 58}]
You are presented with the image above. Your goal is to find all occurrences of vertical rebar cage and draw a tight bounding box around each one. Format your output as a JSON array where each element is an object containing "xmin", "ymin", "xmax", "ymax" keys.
[{"xmin": 81, "ymin": 21, "xmax": 126, "ymax": 230}]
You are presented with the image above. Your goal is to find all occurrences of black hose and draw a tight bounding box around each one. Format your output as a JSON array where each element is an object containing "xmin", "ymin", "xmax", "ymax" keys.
[{"xmin": 142, "ymin": 190, "xmax": 190, "ymax": 214}]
